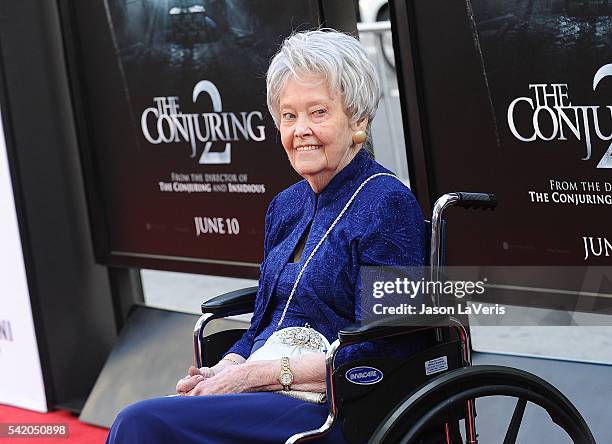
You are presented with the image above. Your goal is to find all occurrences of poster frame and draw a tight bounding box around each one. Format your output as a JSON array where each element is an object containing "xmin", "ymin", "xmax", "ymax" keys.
[{"xmin": 389, "ymin": 0, "xmax": 436, "ymax": 216}]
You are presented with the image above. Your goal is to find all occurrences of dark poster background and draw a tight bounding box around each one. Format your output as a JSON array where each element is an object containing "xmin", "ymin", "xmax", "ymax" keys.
[
  {"xmin": 393, "ymin": 0, "xmax": 612, "ymax": 306},
  {"xmin": 62, "ymin": 0, "xmax": 323, "ymax": 277},
  {"xmin": 398, "ymin": 0, "xmax": 612, "ymax": 266}
]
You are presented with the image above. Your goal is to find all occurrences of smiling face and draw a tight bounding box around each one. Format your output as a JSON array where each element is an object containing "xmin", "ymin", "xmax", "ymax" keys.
[{"xmin": 278, "ymin": 74, "xmax": 366, "ymax": 193}]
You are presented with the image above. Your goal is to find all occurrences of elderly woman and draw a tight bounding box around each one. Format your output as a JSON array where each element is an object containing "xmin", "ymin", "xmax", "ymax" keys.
[{"xmin": 107, "ymin": 29, "xmax": 427, "ymax": 444}]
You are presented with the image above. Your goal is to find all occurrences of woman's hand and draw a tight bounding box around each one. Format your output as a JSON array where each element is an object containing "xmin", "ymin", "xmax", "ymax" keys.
[
  {"xmin": 176, "ymin": 354, "xmax": 247, "ymax": 394},
  {"xmin": 175, "ymin": 364, "xmax": 226, "ymax": 394},
  {"xmin": 188, "ymin": 363, "xmax": 251, "ymax": 396},
  {"xmin": 187, "ymin": 353, "xmax": 326, "ymax": 396},
  {"xmin": 175, "ymin": 366, "xmax": 208, "ymax": 394}
]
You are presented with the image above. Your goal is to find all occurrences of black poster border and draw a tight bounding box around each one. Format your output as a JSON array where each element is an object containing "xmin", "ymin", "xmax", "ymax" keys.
[
  {"xmin": 58, "ymin": 0, "xmax": 111, "ymax": 266},
  {"xmin": 389, "ymin": 0, "xmax": 437, "ymax": 216}
]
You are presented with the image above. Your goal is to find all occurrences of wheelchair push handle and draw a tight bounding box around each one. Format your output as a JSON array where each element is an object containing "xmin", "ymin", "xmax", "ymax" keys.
[
  {"xmin": 430, "ymin": 191, "xmax": 497, "ymax": 292},
  {"xmin": 454, "ymin": 192, "xmax": 497, "ymax": 210}
]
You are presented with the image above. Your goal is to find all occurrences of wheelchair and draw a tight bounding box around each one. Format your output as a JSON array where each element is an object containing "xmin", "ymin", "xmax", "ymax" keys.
[{"xmin": 192, "ymin": 192, "xmax": 595, "ymax": 444}]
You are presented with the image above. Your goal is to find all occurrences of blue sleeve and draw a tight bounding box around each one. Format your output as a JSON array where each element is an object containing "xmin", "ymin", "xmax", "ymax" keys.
[
  {"xmin": 338, "ymin": 189, "xmax": 430, "ymax": 364},
  {"xmin": 223, "ymin": 195, "xmax": 277, "ymax": 359},
  {"xmin": 355, "ymin": 189, "xmax": 425, "ymax": 320},
  {"xmin": 358, "ymin": 189, "xmax": 425, "ymax": 267}
]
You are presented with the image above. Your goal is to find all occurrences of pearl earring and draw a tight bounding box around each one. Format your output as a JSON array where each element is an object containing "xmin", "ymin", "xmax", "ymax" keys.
[{"xmin": 352, "ymin": 130, "xmax": 367, "ymax": 144}]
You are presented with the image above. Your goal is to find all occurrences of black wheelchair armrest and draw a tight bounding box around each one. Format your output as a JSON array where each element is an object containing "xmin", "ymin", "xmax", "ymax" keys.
[
  {"xmin": 338, "ymin": 314, "xmax": 450, "ymax": 343},
  {"xmin": 200, "ymin": 286, "xmax": 258, "ymax": 316}
]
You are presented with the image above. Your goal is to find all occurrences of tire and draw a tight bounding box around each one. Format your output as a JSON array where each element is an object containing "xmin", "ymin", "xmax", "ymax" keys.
[{"xmin": 369, "ymin": 365, "xmax": 595, "ymax": 444}]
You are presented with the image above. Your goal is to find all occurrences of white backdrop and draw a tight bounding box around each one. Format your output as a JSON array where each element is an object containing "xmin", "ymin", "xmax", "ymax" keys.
[{"xmin": 0, "ymin": 109, "xmax": 47, "ymax": 412}]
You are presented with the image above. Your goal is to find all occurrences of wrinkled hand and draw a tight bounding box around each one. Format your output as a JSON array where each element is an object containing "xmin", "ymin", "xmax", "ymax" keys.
[
  {"xmin": 176, "ymin": 366, "xmax": 213, "ymax": 394},
  {"xmin": 188, "ymin": 364, "xmax": 249, "ymax": 396}
]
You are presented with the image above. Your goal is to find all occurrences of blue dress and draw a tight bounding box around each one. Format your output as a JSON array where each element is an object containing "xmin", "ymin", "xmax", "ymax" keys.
[{"xmin": 106, "ymin": 150, "xmax": 426, "ymax": 443}]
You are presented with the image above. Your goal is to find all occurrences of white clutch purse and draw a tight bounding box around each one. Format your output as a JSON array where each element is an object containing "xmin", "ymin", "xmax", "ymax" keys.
[{"xmin": 247, "ymin": 324, "xmax": 330, "ymax": 361}]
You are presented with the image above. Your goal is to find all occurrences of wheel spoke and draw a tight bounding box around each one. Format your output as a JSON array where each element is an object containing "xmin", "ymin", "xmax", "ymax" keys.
[
  {"xmin": 503, "ymin": 398, "xmax": 527, "ymax": 444},
  {"xmin": 446, "ymin": 420, "xmax": 463, "ymax": 443}
]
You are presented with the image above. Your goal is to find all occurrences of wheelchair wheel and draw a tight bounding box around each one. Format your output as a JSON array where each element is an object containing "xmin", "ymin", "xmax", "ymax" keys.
[{"xmin": 369, "ymin": 365, "xmax": 595, "ymax": 444}]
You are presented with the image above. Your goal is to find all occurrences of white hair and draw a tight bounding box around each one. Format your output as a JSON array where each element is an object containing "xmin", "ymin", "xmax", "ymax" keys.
[{"xmin": 266, "ymin": 29, "xmax": 380, "ymax": 150}]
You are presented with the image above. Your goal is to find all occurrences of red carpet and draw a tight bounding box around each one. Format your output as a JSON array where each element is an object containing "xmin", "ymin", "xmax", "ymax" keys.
[{"xmin": 0, "ymin": 405, "xmax": 108, "ymax": 443}]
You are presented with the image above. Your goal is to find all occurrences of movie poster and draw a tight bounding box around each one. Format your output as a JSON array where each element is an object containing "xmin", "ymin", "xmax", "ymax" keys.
[
  {"xmin": 406, "ymin": 0, "xmax": 612, "ymax": 268},
  {"xmin": 68, "ymin": 1, "xmax": 321, "ymax": 276}
]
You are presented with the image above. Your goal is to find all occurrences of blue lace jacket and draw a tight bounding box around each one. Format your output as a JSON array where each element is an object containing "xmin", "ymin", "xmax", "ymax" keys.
[{"xmin": 226, "ymin": 149, "xmax": 426, "ymax": 359}]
